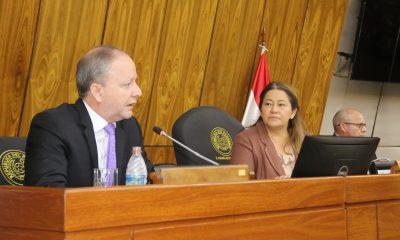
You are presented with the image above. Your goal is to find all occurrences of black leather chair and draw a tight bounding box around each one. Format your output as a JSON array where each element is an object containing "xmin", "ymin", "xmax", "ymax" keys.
[
  {"xmin": 0, "ymin": 137, "xmax": 26, "ymax": 186},
  {"xmin": 172, "ymin": 106, "xmax": 244, "ymax": 165}
]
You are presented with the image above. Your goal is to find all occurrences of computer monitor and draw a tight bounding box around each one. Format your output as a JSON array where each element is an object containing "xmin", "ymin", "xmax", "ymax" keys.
[{"xmin": 291, "ymin": 135, "xmax": 380, "ymax": 178}]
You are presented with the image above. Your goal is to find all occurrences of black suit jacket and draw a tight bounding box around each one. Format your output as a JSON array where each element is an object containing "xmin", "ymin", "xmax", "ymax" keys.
[{"xmin": 24, "ymin": 99, "xmax": 153, "ymax": 187}]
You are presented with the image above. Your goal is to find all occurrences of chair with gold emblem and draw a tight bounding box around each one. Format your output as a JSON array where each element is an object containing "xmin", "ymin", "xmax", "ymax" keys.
[
  {"xmin": 0, "ymin": 137, "xmax": 26, "ymax": 186},
  {"xmin": 172, "ymin": 106, "xmax": 244, "ymax": 165}
]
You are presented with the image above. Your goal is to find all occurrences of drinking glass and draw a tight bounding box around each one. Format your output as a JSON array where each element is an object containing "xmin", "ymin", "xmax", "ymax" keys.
[{"xmin": 93, "ymin": 168, "xmax": 118, "ymax": 187}]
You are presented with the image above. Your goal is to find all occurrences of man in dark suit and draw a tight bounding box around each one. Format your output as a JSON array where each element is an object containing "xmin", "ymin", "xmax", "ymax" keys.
[{"xmin": 24, "ymin": 46, "xmax": 153, "ymax": 187}]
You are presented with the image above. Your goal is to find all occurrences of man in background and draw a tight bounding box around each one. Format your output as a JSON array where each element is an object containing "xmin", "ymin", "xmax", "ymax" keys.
[
  {"xmin": 333, "ymin": 108, "xmax": 367, "ymax": 137},
  {"xmin": 24, "ymin": 46, "xmax": 153, "ymax": 187},
  {"xmin": 333, "ymin": 108, "xmax": 381, "ymax": 172}
]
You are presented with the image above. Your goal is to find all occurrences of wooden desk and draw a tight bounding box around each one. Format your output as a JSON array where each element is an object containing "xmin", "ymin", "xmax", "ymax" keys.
[
  {"xmin": 0, "ymin": 177, "xmax": 344, "ymax": 240},
  {"xmin": 0, "ymin": 175, "xmax": 398, "ymax": 240},
  {"xmin": 346, "ymin": 175, "xmax": 400, "ymax": 240}
]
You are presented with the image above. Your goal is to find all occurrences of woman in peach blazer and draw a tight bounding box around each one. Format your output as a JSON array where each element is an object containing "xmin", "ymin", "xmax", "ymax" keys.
[{"xmin": 231, "ymin": 82, "xmax": 305, "ymax": 179}]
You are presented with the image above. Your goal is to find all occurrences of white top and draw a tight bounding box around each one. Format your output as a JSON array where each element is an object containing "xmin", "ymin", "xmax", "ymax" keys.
[
  {"xmin": 82, "ymin": 100, "xmax": 115, "ymax": 169},
  {"xmin": 279, "ymin": 153, "xmax": 296, "ymax": 177}
]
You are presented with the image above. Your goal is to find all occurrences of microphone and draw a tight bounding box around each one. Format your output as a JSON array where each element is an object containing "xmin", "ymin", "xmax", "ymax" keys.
[{"xmin": 153, "ymin": 126, "xmax": 219, "ymax": 165}]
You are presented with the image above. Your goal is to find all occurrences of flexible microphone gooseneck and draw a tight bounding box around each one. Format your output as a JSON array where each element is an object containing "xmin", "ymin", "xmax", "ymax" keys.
[{"xmin": 153, "ymin": 126, "xmax": 220, "ymax": 165}]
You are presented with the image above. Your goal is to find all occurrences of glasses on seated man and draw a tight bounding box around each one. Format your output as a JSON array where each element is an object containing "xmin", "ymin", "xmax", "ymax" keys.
[
  {"xmin": 340, "ymin": 122, "xmax": 367, "ymax": 130},
  {"xmin": 333, "ymin": 108, "xmax": 367, "ymax": 137}
]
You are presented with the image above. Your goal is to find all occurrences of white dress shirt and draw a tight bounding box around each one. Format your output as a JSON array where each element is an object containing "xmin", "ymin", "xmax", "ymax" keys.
[{"xmin": 83, "ymin": 100, "xmax": 115, "ymax": 169}]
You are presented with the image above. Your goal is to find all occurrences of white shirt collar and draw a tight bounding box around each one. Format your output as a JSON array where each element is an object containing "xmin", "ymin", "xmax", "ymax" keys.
[{"xmin": 82, "ymin": 100, "xmax": 111, "ymax": 132}]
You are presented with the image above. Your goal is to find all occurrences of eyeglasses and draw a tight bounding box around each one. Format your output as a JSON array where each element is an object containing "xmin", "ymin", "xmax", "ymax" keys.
[{"xmin": 338, "ymin": 122, "xmax": 367, "ymax": 130}]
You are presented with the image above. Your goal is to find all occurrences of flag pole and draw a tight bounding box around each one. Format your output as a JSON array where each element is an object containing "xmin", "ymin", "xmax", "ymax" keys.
[
  {"xmin": 262, "ymin": 28, "xmax": 267, "ymax": 45},
  {"xmin": 259, "ymin": 28, "xmax": 268, "ymax": 53}
]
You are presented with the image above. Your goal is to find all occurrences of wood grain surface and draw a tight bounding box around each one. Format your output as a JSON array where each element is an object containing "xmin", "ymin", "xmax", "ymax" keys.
[
  {"xmin": 144, "ymin": 0, "xmax": 218, "ymax": 147},
  {"xmin": 64, "ymin": 177, "xmax": 343, "ymax": 230},
  {"xmin": 200, "ymin": 0, "xmax": 265, "ymax": 120},
  {"xmin": 3, "ymin": 174, "xmax": 400, "ymax": 239},
  {"xmin": 0, "ymin": 0, "xmax": 348, "ymax": 164},
  {"xmin": 0, "ymin": 0, "xmax": 39, "ymax": 136},
  {"xmin": 103, "ymin": 0, "xmax": 167, "ymax": 131},
  {"xmin": 377, "ymin": 202, "xmax": 400, "ymax": 240},
  {"xmin": 346, "ymin": 175, "xmax": 400, "ymax": 203},
  {"xmin": 257, "ymin": 0, "xmax": 308, "ymax": 83},
  {"xmin": 347, "ymin": 205, "xmax": 377, "ymax": 240},
  {"xmin": 134, "ymin": 208, "xmax": 346, "ymax": 240},
  {"xmin": 291, "ymin": 0, "xmax": 348, "ymax": 134},
  {"xmin": 0, "ymin": 186, "xmax": 64, "ymax": 230},
  {"xmin": 19, "ymin": 0, "xmax": 108, "ymax": 136}
]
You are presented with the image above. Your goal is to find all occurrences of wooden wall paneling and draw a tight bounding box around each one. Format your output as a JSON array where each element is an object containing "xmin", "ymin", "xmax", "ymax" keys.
[
  {"xmin": 18, "ymin": 0, "xmax": 108, "ymax": 136},
  {"xmin": 377, "ymin": 202, "xmax": 400, "ymax": 240},
  {"xmin": 291, "ymin": 0, "xmax": 348, "ymax": 134},
  {"xmin": 143, "ymin": 0, "xmax": 218, "ymax": 147},
  {"xmin": 0, "ymin": 0, "xmax": 40, "ymax": 136},
  {"xmin": 346, "ymin": 205, "xmax": 377, "ymax": 240},
  {"xmin": 200, "ymin": 0, "xmax": 265, "ymax": 120},
  {"xmin": 144, "ymin": 146, "xmax": 176, "ymax": 165},
  {"xmin": 103, "ymin": 0, "xmax": 167, "ymax": 131},
  {"xmin": 103, "ymin": 0, "xmax": 171, "ymax": 164},
  {"xmin": 258, "ymin": 0, "xmax": 308, "ymax": 83},
  {"xmin": 134, "ymin": 209, "xmax": 346, "ymax": 240}
]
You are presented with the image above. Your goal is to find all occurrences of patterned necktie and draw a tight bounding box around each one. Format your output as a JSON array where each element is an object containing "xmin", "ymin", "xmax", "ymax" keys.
[{"xmin": 104, "ymin": 124, "xmax": 116, "ymax": 185}]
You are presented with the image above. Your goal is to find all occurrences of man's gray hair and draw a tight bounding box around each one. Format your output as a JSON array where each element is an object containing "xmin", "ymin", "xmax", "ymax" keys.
[{"xmin": 76, "ymin": 46, "xmax": 121, "ymax": 98}]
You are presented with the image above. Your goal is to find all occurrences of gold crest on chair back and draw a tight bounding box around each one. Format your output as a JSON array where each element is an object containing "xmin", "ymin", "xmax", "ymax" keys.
[
  {"xmin": 0, "ymin": 137, "xmax": 26, "ymax": 186},
  {"xmin": 172, "ymin": 106, "xmax": 244, "ymax": 165}
]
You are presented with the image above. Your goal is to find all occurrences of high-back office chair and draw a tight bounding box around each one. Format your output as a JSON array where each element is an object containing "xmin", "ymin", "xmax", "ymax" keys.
[
  {"xmin": 172, "ymin": 106, "xmax": 244, "ymax": 165},
  {"xmin": 0, "ymin": 137, "xmax": 26, "ymax": 186}
]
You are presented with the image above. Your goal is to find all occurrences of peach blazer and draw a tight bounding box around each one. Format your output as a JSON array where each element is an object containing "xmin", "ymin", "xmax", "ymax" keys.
[{"xmin": 231, "ymin": 121, "xmax": 287, "ymax": 179}]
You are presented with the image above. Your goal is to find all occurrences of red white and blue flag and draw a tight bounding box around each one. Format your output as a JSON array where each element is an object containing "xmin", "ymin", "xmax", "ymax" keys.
[{"xmin": 241, "ymin": 45, "xmax": 270, "ymax": 128}]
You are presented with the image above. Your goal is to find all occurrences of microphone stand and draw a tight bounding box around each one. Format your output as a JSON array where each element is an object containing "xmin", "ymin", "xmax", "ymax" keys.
[{"xmin": 155, "ymin": 128, "xmax": 219, "ymax": 165}]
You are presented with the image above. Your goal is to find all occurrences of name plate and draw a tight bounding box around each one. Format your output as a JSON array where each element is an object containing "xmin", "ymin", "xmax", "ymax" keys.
[{"xmin": 155, "ymin": 164, "xmax": 250, "ymax": 184}]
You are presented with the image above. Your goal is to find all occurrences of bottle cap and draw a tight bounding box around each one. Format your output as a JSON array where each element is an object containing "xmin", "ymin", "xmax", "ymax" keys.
[{"xmin": 132, "ymin": 146, "xmax": 142, "ymax": 154}]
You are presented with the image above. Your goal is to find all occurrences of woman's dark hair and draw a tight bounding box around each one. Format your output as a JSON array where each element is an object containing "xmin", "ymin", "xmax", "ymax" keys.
[{"xmin": 258, "ymin": 81, "xmax": 305, "ymax": 153}]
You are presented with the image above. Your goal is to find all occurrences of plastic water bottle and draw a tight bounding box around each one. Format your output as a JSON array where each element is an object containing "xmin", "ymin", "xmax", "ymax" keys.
[{"xmin": 126, "ymin": 146, "xmax": 148, "ymax": 185}]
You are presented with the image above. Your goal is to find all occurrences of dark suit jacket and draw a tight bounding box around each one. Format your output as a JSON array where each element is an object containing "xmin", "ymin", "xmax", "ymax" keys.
[{"xmin": 24, "ymin": 99, "xmax": 153, "ymax": 187}]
